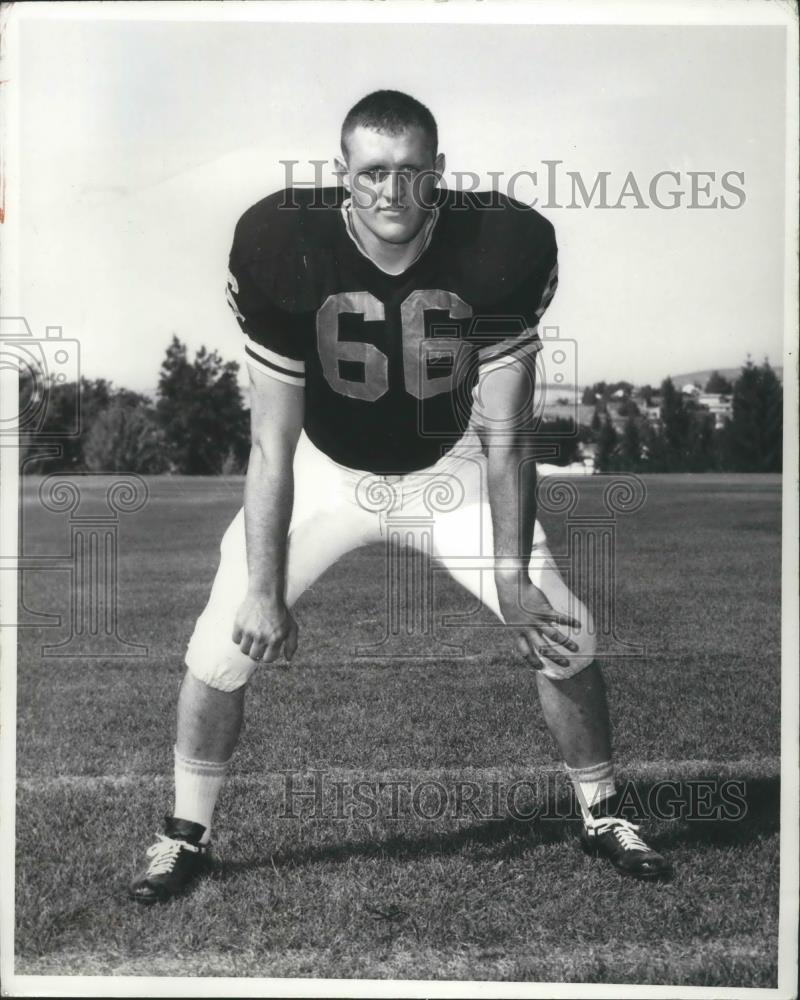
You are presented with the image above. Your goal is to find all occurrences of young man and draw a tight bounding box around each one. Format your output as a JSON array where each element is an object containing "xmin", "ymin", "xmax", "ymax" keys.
[{"xmin": 130, "ymin": 90, "xmax": 670, "ymax": 903}]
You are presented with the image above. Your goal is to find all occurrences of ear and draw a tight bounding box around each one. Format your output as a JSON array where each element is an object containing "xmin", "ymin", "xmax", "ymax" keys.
[
  {"xmin": 434, "ymin": 152, "xmax": 445, "ymax": 178},
  {"xmin": 334, "ymin": 155, "xmax": 350, "ymax": 191}
]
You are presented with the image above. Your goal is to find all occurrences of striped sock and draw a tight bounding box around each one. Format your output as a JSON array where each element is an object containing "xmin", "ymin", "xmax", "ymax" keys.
[
  {"xmin": 565, "ymin": 759, "xmax": 616, "ymax": 824},
  {"xmin": 173, "ymin": 746, "xmax": 231, "ymax": 844}
]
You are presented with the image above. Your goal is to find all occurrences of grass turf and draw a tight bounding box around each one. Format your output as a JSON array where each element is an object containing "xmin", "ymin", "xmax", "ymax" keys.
[{"xmin": 14, "ymin": 473, "xmax": 782, "ymax": 985}]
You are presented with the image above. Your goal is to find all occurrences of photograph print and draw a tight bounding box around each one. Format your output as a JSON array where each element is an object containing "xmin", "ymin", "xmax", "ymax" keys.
[{"xmin": 1, "ymin": 2, "xmax": 797, "ymax": 997}]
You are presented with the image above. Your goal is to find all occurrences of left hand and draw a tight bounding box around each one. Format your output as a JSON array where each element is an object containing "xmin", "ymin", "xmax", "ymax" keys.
[{"xmin": 495, "ymin": 573, "xmax": 581, "ymax": 670}]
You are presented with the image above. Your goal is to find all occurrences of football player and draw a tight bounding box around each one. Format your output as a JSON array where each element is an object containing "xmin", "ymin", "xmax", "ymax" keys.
[{"xmin": 130, "ymin": 90, "xmax": 670, "ymax": 903}]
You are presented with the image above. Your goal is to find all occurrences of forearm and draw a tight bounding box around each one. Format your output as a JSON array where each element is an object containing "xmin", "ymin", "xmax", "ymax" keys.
[
  {"xmin": 487, "ymin": 442, "xmax": 537, "ymax": 585},
  {"xmin": 243, "ymin": 439, "xmax": 294, "ymax": 599}
]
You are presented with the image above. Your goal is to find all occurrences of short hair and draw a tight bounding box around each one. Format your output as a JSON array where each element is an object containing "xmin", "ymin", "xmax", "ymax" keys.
[{"xmin": 340, "ymin": 90, "xmax": 438, "ymax": 159}]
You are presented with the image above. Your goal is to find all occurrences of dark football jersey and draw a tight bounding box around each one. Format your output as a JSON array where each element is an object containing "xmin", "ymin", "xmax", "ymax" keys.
[{"xmin": 227, "ymin": 187, "xmax": 558, "ymax": 474}]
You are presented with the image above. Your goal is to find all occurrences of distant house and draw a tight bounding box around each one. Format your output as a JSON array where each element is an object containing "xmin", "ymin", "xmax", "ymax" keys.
[
  {"xmin": 644, "ymin": 395, "xmax": 662, "ymax": 425},
  {"xmin": 607, "ymin": 381, "xmax": 732, "ymax": 431},
  {"xmin": 697, "ymin": 393, "xmax": 733, "ymax": 428}
]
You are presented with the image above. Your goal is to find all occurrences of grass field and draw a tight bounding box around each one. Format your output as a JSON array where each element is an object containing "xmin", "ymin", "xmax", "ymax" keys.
[{"xmin": 14, "ymin": 473, "xmax": 783, "ymax": 987}]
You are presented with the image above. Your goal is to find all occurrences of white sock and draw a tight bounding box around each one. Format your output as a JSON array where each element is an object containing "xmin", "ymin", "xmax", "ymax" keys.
[
  {"xmin": 173, "ymin": 746, "xmax": 231, "ymax": 844},
  {"xmin": 565, "ymin": 759, "xmax": 616, "ymax": 824}
]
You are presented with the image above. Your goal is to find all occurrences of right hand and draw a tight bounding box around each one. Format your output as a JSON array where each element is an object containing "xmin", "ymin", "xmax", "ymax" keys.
[
  {"xmin": 495, "ymin": 572, "xmax": 581, "ymax": 671},
  {"xmin": 232, "ymin": 591, "xmax": 298, "ymax": 663}
]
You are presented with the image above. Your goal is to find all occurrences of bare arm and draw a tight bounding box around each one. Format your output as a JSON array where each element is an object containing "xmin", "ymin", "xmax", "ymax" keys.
[
  {"xmin": 232, "ymin": 365, "xmax": 304, "ymax": 662},
  {"xmin": 477, "ymin": 359, "xmax": 580, "ymax": 669}
]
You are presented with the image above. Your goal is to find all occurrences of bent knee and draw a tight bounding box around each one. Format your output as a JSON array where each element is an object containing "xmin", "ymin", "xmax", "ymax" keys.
[
  {"xmin": 539, "ymin": 616, "xmax": 597, "ymax": 681},
  {"xmin": 185, "ymin": 628, "xmax": 257, "ymax": 693}
]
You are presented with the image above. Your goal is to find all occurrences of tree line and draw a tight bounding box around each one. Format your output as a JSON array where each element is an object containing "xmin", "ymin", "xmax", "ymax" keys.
[
  {"xmin": 588, "ymin": 362, "xmax": 782, "ymax": 473},
  {"xmin": 19, "ymin": 339, "xmax": 782, "ymax": 474},
  {"xmin": 20, "ymin": 336, "xmax": 249, "ymax": 475}
]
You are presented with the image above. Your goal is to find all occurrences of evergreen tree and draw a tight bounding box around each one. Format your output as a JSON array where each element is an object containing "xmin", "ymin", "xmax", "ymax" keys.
[
  {"xmin": 759, "ymin": 363, "xmax": 784, "ymax": 472},
  {"xmin": 659, "ymin": 377, "xmax": 691, "ymax": 470},
  {"xmin": 686, "ymin": 410, "xmax": 716, "ymax": 472},
  {"xmin": 156, "ymin": 336, "xmax": 249, "ymax": 474},
  {"xmin": 724, "ymin": 360, "xmax": 782, "ymax": 472},
  {"xmin": 639, "ymin": 420, "xmax": 666, "ymax": 471},
  {"xmin": 704, "ymin": 370, "xmax": 734, "ymax": 395},
  {"xmin": 596, "ymin": 415, "xmax": 618, "ymax": 471},
  {"xmin": 619, "ymin": 416, "xmax": 642, "ymax": 469}
]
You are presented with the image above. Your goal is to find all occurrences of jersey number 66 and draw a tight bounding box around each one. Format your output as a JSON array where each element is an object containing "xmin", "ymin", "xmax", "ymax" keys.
[{"xmin": 316, "ymin": 289, "xmax": 472, "ymax": 403}]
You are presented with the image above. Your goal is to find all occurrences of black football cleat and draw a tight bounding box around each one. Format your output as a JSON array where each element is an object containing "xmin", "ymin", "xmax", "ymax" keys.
[
  {"xmin": 581, "ymin": 816, "xmax": 672, "ymax": 880},
  {"xmin": 128, "ymin": 816, "xmax": 211, "ymax": 904}
]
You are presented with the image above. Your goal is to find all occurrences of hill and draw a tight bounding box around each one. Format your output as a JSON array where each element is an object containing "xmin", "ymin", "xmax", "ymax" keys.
[
  {"xmin": 572, "ymin": 365, "xmax": 784, "ymax": 396},
  {"xmin": 667, "ymin": 365, "xmax": 783, "ymax": 390}
]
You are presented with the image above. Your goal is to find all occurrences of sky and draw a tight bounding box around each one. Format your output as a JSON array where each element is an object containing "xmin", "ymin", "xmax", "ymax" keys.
[{"xmin": 12, "ymin": 10, "xmax": 790, "ymax": 396}]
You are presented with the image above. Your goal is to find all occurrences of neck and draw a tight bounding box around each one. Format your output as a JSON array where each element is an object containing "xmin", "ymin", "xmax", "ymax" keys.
[{"xmin": 349, "ymin": 208, "xmax": 432, "ymax": 276}]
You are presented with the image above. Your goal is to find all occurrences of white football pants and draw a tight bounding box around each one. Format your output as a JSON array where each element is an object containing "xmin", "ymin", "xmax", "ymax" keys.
[{"xmin": 185, "ymin": 428, "xmax": 595, "ymax": 690}]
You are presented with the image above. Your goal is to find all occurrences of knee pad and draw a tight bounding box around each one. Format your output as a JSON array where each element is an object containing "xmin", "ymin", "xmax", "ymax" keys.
[
  {"xmin": 184, "ymin": 508, "xmax": 253, "ymax": 692},
  {"xmin": 185, "ymin": 618, "xmax": 258, "ymax": 692}
]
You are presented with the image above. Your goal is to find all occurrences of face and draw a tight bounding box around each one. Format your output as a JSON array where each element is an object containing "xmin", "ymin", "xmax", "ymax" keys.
[{"xmin": 338, "ymin": 125, "xmax": 444, "ymax": 246}]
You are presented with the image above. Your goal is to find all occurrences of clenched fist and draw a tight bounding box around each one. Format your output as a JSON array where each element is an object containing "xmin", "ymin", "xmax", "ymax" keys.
[{"xmin": 232, "ymin": 591, "xmax": 298, "ymax": 663}]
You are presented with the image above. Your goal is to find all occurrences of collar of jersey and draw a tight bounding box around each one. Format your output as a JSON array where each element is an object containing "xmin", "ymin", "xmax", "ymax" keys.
[{"xmin": 340, "ymin": 198, "xmax": 439, "ymax": 276}]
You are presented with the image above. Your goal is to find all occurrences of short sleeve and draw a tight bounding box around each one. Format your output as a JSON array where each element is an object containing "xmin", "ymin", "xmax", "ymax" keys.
[
  {"xmin": 473, "ymin": 241, "xmax": 558, "ymax": 375},
  {"xmin": 227, "ymin": 241, "xmax": 307, "ymax": 388}
]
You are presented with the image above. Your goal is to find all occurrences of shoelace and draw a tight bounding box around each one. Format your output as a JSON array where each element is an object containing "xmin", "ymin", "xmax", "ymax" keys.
[
  {"xmin": 586, "ymin": 816, "xmax": 651, "ymax": 853},
  {"xmin": 145, "ymin": 834, "xmax": 199, "ymax": 876}
]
